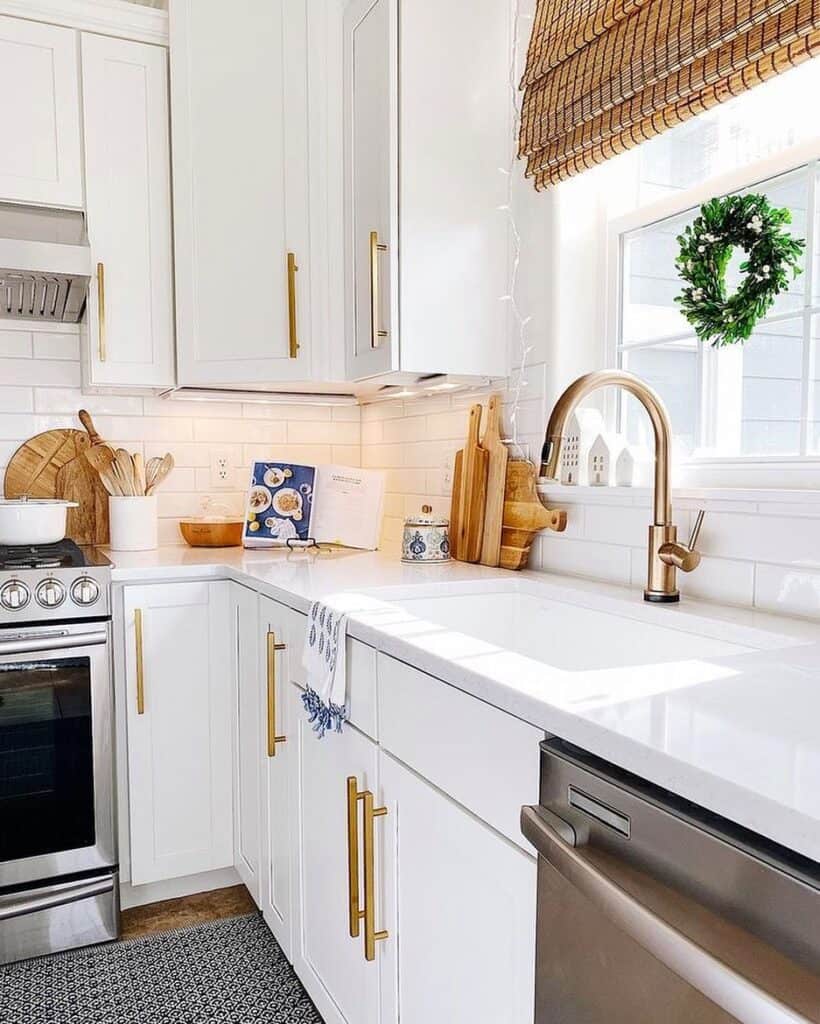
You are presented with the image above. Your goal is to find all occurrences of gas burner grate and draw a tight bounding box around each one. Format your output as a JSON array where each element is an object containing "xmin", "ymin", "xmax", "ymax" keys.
[{"xmin": 0, "ymin": 540, "xmax": 87, "ymax": 571}]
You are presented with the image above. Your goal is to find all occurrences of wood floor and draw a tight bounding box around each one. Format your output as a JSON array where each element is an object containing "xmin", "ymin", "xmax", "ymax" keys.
[{"xmin": 120, "ymin": 884, "xmax": 257, "ymax": 940}]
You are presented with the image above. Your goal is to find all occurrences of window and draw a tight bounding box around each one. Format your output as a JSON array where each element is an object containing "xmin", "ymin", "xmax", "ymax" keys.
[{"xmin": 606, "ymin": 59, "xmax": 820, "ymax": 483}]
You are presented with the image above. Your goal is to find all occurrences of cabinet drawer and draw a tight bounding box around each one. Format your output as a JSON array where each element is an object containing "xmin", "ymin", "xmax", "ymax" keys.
[
  {"xmin": 378, "ymin": 654, "xmax": 542, "ymax": 850},
  {"xmin": 286, "ymin": 610, "xmax": 377, "ymax": 741}
]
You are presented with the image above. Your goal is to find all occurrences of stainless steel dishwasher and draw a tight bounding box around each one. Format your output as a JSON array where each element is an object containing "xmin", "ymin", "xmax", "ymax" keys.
[{"xmin": 521, "ymin": 739, "xmax": 820, "ymax": 1024}]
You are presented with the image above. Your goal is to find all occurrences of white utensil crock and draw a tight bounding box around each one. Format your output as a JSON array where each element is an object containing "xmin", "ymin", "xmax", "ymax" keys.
[
  {"xmin": 0, "ymin": 498, "xmax": 77, "ymax": 545},
  {"xmin": 109, "ymin": 495, "xmax": 158, "ymax": 551}
]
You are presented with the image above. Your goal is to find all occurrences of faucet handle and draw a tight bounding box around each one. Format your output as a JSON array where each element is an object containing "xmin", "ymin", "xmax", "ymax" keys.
[{"xmin": 688, "ymin": 509, "xmax": 706, "ymax": 551}]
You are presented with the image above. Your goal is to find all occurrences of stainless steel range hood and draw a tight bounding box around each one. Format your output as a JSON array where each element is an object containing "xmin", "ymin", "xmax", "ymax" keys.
[{"xmin": 0, "ymin": 204, "xmax": 91, "ymax": 323}]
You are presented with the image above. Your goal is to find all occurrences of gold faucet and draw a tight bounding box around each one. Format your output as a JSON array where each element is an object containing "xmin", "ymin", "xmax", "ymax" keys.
[{"xmin": 540, "ymin": 370, "xmax": 705, "ymax": 603}]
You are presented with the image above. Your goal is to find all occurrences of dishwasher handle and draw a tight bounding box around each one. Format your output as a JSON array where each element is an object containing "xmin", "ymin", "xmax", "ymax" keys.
[{"xmin": 521, "ymin": 805, "xmax": 816, "ymax": 1024}]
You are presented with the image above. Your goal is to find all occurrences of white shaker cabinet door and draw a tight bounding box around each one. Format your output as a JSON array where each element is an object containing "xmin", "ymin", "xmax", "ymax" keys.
[
  {"xmin": 81, "ymin": 33, "xmax": 175, "ymax": 389},
  {"xmin": 170, "ymin": 0, "xmax": 312, "ymax": 386},
  {"xmin": 378, "ymin": 751, "xmax": 537, "ymax": 1024},
  {"xmin": 232, "ymin": 583, "xmax": 261, "ymax": 903},
  {"xmin": 258, "ymin": 596, "xmax": 295, "ymax": 957},
  {"xmin": 289, "ymin": 683, "xmax": 380, "ymax": 1024},
  {"xmin": 123, "ymin": 581, "xmax": 234, "ymax": 886},
  {"xmin": 0, "ymin": 17, "xmax": 82, "ymax": 207},
  {"xmin": 344, "ymin": 0, "xmax": 395, "ymax": 380}
]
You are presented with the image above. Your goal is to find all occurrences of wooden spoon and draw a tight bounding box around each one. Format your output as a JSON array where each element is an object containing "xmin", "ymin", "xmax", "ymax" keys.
[
  {"xmin": 133, "ymin": 452, "xmax": 146, "ymax": 496},
  {"xmin": 98, "ymin": 467, "xmax": 123, "ymax": 497},
  {"xmin": 114, "ymin": 448, "xmax": 137, "ymax": 496}
]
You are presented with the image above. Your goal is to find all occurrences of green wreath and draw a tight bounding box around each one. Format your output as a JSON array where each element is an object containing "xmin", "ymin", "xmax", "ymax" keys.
[{"xmin": 675, "ymin": 193, "xmax": 805, "ymax": 348}]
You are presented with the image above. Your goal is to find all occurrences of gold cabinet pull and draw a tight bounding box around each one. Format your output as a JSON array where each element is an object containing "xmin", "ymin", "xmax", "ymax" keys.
[
  {"xmin": 369, "ymin": 231, "xmax": 388, "ymax": 349},
  {"xmin": 134, "ymin": 608, "xmax": 145, "ymax": 715},
  {"xmin": 96, "ymin": 261, "xmax": 106, "ymax": 362},
  {"xmin": 362, "ymin": 789, "xmax": 388, "ymax": 960},
  {"xmin": 347, "ymin": 777, "xmax": 362, "ymax": 938},
  {"xmin": 266, "ymin": 631, "xmax": 288, "ymax": 756},
  {"xmin": 287, "ymin": 252, "xmax": 299, "ymax": 359}
]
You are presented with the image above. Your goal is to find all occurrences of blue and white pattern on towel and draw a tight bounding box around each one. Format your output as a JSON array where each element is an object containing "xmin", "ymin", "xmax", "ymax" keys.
[{"xmin": 302, "ymin": 600, "xmax": 348, "ymax": 737}]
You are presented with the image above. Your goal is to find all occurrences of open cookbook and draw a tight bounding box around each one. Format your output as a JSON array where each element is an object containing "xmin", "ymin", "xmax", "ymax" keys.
[{"xmin": 243, "ymin": 461, "xmax": 385, "ymax": 550}]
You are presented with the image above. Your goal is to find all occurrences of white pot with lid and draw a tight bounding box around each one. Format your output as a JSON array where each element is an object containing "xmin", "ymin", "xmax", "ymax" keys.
[{"xmin": 0, "ymin": 497, "xmax": 78, "ymax": 545}]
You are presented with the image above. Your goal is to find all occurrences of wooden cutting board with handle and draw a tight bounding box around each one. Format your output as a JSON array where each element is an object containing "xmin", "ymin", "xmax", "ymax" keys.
[
  {"xmin": 55, "ymin": 410, "xmax": 111, "ymax": 545},
  {"xmin": 500, "ymin": 460, "xmax": 567, "ymax": 570},
  {"xmin": 479, "ymin": 394, "xmax": 508, "ymax": 567},
  {"xmin": 449, "ymin": 403, "xmax": 488, "ymax": 563},
  {"xmin": 4, "ymin": 428, "xmax": 90, "ymax": 503}
]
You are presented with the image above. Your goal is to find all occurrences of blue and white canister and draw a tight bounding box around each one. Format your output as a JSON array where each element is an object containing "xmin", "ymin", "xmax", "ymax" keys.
[{"xmin": 401, "ymin": 506, "xmax": 450, "ymax": 563}]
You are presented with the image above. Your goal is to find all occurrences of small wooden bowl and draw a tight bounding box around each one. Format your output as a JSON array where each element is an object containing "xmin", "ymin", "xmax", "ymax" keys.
[{"xmin": 179, "ymin": 519, "xmax": 244, "ymax": 547}]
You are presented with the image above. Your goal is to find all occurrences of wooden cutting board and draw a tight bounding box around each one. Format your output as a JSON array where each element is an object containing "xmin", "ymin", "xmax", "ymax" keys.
[
  {"xmin": 500, "ymin": 460, "xmax": 567, "ymax": 570},
  {"xmin": 4, "ymin": 428, "xmax": 90, "ymax": 502},
  {"xmin": 56, "ymin": 411, "xmax": 110, "ymax": 545},
  {"xmin": 479, "ymin": 394, "xmax": 508, "ymax": 567},
  {"xmin": 449, "ymin": 404, "xmax": 488, "ymax": 563}
]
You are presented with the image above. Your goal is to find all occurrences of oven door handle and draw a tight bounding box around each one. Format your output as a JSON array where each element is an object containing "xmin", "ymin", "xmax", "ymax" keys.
[
  {"xmin": 0, "ymin": 876, "xmax": 114, "ymax": 922},
  {"xmin": 0, "ymin": 629, "xmax": 108, "ymax": 656},
  {"xmin": 521, "ymin": 805, "xmax": 814, "ymax": 1024}
]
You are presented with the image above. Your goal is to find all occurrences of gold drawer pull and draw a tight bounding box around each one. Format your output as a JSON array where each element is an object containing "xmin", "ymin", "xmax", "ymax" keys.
[
  {"xmin": 134, "ymin": 608, "xmax": 145, "ymax": 715},
  {"xmin": 347, "ymin": 776, "xmax": 362, "ymax": 938},
  {"xmin": 287, "ymin": 252, "xmax": 299, "ymax": 359},
  {"xmin": 369, "ymin": 231, "xmax": 388, "ymax": 349},
  {"xmin": 267, "ymin": 632, "xmax": 288, "ymax": 756},
  {"xmin": 362, "ymin": 789, "xmax": 388, "ymax": 960},
  {"xmin": 97, "ymin": 262, "xmax": 106, "ymax": 362}
]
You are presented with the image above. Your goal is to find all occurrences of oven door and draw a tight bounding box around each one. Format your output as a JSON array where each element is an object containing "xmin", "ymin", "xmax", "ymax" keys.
[{"xmin": 0, "ymin": 621, "xmax": 115, "ymax": 888}]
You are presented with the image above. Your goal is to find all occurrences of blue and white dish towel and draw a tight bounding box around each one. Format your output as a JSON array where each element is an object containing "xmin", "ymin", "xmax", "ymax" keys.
[{"xmin": 302, "ymin": 601, "xmax": 348, "ymax": 737}]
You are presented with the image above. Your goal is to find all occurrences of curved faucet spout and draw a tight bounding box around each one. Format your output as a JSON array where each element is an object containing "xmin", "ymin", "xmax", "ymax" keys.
[{"xmin": 540, "ymin": 369, "xmax": 672, "ymax": 526}]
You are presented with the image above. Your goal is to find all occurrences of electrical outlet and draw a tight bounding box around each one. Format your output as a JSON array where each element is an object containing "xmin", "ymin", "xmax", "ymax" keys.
[
  {"xmin": 441, "ymin": 452, "xmax": 454, "ymax": 494},
  {"xmin": 210, "ymin": 450, "xmax": 233, "ymax": 490}
]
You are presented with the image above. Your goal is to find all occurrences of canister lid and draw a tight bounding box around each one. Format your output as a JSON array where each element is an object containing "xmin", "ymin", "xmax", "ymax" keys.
[{"xmin": 404, "ymin": 504, "xmax": 449, "ymax": 528}]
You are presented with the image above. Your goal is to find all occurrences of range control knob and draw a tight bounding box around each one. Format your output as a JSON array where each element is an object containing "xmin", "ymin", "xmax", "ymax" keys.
[
  {"xmin": 35, "ymin": 578, "xmax": 66, "ymax": 609},
  {"xmin": 71, "ymin": 576, "xmax": 100, "ymax": 607},
  {"xmin": 0, "ymin": 579, "xmax": 31, "ymax": 611}
]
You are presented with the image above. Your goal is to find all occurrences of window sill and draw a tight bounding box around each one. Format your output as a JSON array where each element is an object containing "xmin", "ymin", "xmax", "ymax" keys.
[{"xmin": 537, "ymin": 481, "xmax": 820, "ymax": 512}]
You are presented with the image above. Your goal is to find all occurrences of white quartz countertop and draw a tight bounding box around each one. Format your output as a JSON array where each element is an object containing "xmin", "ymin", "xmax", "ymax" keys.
[{"xmin": 110, "ymin": 545, "xmax": 820, "ymax": 863}]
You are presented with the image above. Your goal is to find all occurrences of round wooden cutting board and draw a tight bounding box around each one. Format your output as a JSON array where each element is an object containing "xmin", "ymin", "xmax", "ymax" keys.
[{"xmin": 4, "ymin": 429, "xmax": 91, "ymax": 501}]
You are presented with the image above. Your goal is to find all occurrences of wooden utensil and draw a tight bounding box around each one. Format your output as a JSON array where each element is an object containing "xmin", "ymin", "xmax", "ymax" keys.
[
  {"xmin": 449, "ymin": 404, "xmax": 488, "ymax": 563},
  {"xmin": 500, "ymin": 460, "xmax": 567, "ymax": 570},
  {"xmin": 114, "ymin": 449, "xmax": 137, "ymax": 496},
  {"xmin": 145, "ymin": 457, "xmax": 163, "ymax": 492},
  {"xmin": 146, "ymin": 453, "xmax": 174, "ymax": 495},
  {"xmin": 98, "ymin": 467, "xmax": 122, "ymax": 497},
  {"xmin": 133, "ymin": 453, "xmax": 146, "ymax": 496},
  {"xmin": 479, "ymin": 394, "xmax": 508, "ymax": 568}
]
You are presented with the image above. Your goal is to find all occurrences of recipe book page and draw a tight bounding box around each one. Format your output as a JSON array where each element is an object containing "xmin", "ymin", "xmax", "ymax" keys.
[{"xmin": 311, "ymin": 465, "xmax": 385, "ymax": 550}]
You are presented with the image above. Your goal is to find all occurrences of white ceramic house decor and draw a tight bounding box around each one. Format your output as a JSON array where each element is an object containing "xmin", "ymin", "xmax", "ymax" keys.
[
  {"xmin": 589, "ymin": 433, "xmax": 617, "ymax": 486},
  {"xmin": 560, "ymin": 408, "xmax": 604, "ymax": 485},
  {"xmin": 616, "ymin": 444, "xmax": 652, "ymax": 487}
]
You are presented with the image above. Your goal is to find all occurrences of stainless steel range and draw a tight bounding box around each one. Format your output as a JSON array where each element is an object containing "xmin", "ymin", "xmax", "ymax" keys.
[{"xmin": 0, "ymin": 540, "xmax": 118, "ymax": 965}]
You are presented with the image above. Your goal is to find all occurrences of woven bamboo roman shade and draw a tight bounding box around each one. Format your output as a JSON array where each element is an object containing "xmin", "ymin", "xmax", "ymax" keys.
[{"xmin": 519, "ymin": 0, "xmax": 820, "ymax": 189}]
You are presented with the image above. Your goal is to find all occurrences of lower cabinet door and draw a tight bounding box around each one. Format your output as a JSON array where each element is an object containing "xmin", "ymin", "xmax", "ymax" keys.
[
  {"xmin": 258, "ymin": 595, "xmax": 294, "ymax": 957},
  {"xmin": 123, "ymin": 581, "xmax": 233, "ymax": 886},
  {"xmin": 378, "ymin": 751, "xmax": 537, "ymax": 1024},
  {"xmin": 232, "ymin": 584, "xmax": 260, "ymax": 903},
  {"xmin": 290, "ymin": 682, "xmax": 380, "ymax": 1024}
]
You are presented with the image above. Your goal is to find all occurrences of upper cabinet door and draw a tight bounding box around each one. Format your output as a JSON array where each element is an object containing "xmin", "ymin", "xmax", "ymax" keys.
[
  {"xmin": 344, "ymin": 0, "xmax": 395, "ymax": 381},
  {"xmin": 170, "ymin": 0, "xmax": 312, "ymax": 387},
  {"xmin": 0, "ymin": 17, "xmax": 82, "ymax": 207},
  {"xmin": 80, "ymin": 33, "xmax": 175, "ymax": 389}
]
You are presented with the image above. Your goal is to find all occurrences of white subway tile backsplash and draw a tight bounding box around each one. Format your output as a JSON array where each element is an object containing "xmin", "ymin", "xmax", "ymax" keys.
[
  {"xmin": 754, "ymin": 564, "xmax": 820, "ymax": 620},
  {"xmin": 539, "ymin": 535, "xmax": 632, "ymax": 585},
  {"xmin": 0, "ymin": 387, "xmax": 34, "ymax": 413},
  {"xmin": 287, "ymin": 419, "xmax": 359, "ymax": 445},
  {"xmin": 32, "ymin": 333, "xmax": 81, "ymax": 361},
  {"xmin": 194, "ymin": 418, "xmax": 285, "ymax": 444},
  {"xmin": 0, "ymin": 331, "xmax": 33, "ymax": 358},
  {"xmin": 34, "ymin": 388, "xmax": 143, "ymax": 416},
  {"xmin": 1, "ymin": 358, "xmax": 81, "ymax": 387}
]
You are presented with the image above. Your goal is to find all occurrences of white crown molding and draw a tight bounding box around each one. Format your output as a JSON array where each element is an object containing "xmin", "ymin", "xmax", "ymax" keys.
[{"xmin": 0, "ymin": 0, "xmax": 168, "ymax": 45}]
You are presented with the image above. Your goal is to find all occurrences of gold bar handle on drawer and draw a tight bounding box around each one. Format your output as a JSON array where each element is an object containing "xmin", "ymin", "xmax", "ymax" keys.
[
  {"xmin": 134, "ymin": 608, "xmax": 145, "ymax": 715},
  {"xmin": 96, "ymin": 262, "xmax": 106, "ymax": 362},
  {"xmin": 347, "ymin": 777, "xmax": 362, "ymax": 938},
  {"xmin": 266, "ymin": 631, "xmax": 288, "ymax": 756},
  {"xmin": 369, "ymin": 231, "xmax": 388, "ymax": 349},
  {"xmin": 362, "ymin": 789, "xmax": 388, "ymax": 960},
  {"xmin": 287, "ymin": 252, "xmax": 299, "ymax": 359}
]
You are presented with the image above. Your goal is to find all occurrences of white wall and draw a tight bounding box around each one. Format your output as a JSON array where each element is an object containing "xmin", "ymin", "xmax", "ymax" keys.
[{"xmin": 0, "ymin": 322, "xmax": 360, "ymax": 546}]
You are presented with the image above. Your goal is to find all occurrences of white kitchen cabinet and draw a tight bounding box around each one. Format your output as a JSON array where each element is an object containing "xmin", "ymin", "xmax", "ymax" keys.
[
  {"xmin": 0, "ymin": 16, "xmax": 83, "ymax": 207},
  {"xmin": 170, "ymin": 0, "xmax": 318, "ymax": 388},
  {"xmin": 343, "ymin": 0, "xmax": 511, "ymax": 386},
  {"xmin": 258, "ymin": 596, "xmax": 296, "ymax": 957},
  {"xmin": 232, "ymin": 583, "xmax": 260, "ymax": 903},
  {"xmin": 289, "ymin": 681, "xmax": 380, "ymax": 1024},
  {"xmin": 80, "ymin": 32, "xmax": 175, "ymax": 390},
  {"xmin": 123, "ymin": 581, "xmax": 233, "ymax": 886},
  {"xmin": 378, "ymin": 752, "xmax": 537, "ymax": 1024}
]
